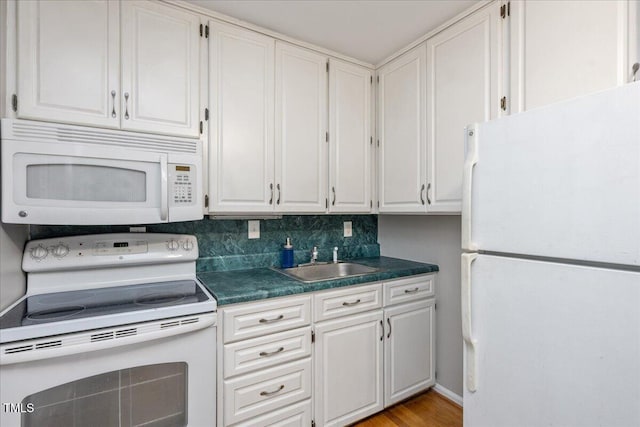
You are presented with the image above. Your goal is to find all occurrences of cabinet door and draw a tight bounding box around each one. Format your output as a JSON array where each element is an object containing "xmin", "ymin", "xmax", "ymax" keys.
[
  {"xmin": 121, "ymin": 1, "xmax": 200, "ymax": 137},
  {"xmin": 377, "ymin": 45, "xmax": 427, "ymax": 213},
  {"xmin": 510, "ymin": 0, "xmax": 634, "ymax": 113},
  {"xmin": 384, "ymin": 299, "xmax": 435, "ymax": 406},
  {"xmin": 426, "ymin": 3, "xmax": 501, "ymax": 213},
  {"xmin": 17, "ymin": 0, "xmax": 119, "ymax": 128},
  {"xmin": 314, "ymin": 311, "xmax": 384, "ymax": 427},
  {"xmin": 275, "ymin": 42, "xmax": 328, "ymax": 213},
  {"xmin": 208, "ymin": 21, "xmax": 275, "ymax": 213},
  {"xmin": 328, "ymin": 59, "xmax": 372, "ymax": 213}
]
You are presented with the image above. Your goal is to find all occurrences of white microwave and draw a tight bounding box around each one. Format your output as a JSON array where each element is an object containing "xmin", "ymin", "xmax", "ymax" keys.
[{"xmin": 1, "ymin": 119, "xmax": 203, "ymax": 225}]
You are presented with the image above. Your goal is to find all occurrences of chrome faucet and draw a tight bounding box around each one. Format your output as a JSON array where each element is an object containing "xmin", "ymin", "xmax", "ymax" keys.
[{"xmin": 310, "ymin": 246, "xmax": 319, "ymax": 264}]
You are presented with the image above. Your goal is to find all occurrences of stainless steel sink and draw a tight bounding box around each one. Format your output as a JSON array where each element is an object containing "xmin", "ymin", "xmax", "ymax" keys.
[{"xmin": 274, "ymin": 262, "xmax": 380, "ymax": 283}]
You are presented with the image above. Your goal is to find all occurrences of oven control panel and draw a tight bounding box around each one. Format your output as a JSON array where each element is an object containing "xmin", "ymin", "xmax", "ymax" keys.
[
  {"xmin": 169, "ymin": 164, "xmax": 195, "ymax": 206},
  {"xmin": 23, "ymin": 233, "xmax": 199, "ymax": 272}
]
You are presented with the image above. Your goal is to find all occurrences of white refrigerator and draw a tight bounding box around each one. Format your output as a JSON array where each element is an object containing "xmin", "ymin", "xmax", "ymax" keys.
[{"xmin": 461, "ymin": 82, "xmax": 640, "ymax": 427}]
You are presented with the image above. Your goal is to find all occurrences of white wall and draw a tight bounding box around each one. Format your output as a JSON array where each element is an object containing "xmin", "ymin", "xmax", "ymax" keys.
[
  {"xmin": 0, "ymin": 223, "xmax": 28, "ymax": 311},
  {"xmin": 378, "ymin": 214, "xmax": 462, "ymax": 398}
]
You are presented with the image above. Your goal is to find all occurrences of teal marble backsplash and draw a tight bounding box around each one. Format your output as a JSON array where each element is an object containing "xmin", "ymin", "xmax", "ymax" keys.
[{"xmin": 30, "ymin": 215, "xmax": 379, "ymax": 272}]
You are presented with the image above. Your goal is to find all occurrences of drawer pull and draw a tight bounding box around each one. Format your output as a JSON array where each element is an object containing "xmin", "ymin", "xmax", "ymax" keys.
[
  {"xmin": 342, "ymin": 299, "xmax": 361, "ymax": 307},
  {"xmin": 259, "ymin": 314, "xmax": 285, "ymax": 324},
  {"xmin": 259, "ymin": 347, "xmax": 285, "ymax": 357},
  {"xmin": 260, "ymin": 384, "xmax": 285, "ymax": 396},
  {"xmin": 404, "ymin": 287, "xmax": 420, "ymax": 294}
]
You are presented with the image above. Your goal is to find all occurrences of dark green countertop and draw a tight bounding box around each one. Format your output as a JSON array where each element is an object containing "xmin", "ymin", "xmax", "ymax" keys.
[{"xmin": 198, "ymin": 256, "xmax": 439, "ymax": 306}]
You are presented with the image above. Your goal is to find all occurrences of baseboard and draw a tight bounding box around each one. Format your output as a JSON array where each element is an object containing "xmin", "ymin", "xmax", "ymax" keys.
[{"xmin": 433, "ymin": 383, "xmax": 463, "ymax": 407}]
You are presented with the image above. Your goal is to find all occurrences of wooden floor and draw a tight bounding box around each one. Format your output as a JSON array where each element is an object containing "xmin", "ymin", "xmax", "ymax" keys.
[{"xmin": 353, "ymin": 390, "xmax": 462, "ymax": 427}]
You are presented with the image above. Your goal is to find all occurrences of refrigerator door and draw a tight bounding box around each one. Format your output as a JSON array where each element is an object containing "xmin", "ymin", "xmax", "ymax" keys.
[
  {"xmin": 462, "ymin": 83, "xmax": 640, "ymax": 266},
  {"xmin": 462, "ymin": 254, "xmax": 640, "ymax": 427}
]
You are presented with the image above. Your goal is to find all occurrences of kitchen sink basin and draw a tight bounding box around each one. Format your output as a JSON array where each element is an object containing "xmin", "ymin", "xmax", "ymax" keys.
[{"xmin": 274, "ymin": 262, "xmax": 380, "ymax": 283}]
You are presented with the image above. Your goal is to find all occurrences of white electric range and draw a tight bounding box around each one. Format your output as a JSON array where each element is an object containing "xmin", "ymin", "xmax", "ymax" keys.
[{"xmin": 0, "ymin": 233, "xmax": 217, "ymax": 427}]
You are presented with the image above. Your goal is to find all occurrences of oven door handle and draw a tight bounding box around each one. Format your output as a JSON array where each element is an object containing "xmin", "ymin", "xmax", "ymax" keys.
[{"xmin": 160, "ymin": 155, "xmax": 168, "ymax": 222}]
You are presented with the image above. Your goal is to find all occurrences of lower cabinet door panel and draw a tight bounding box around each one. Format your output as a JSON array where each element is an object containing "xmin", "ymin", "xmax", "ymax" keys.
[
  {"xmin": 314, "ymin": 310, "xmax": 384, "ymax": 427},
  {"xmin": 384, "ymin": 299, "xmax": 435, "ymax": 406},
  {"xmin": 231, "ymin": 399, "xmax": 312, "ymax": 427},
  {"xmin": 223, "ymin": 358, "xmax": 311, "ymax": 425}
]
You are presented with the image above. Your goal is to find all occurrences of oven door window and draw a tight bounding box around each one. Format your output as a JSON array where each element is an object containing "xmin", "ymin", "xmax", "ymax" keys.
[{"xmin": 21, "ymin": 363, "xmax": 187, "ymax": 427}]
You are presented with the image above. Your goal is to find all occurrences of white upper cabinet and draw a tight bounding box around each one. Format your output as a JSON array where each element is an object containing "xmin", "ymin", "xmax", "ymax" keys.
[
  {"xmin": 121, "ymin": 1, "xmax": 201, "ymax": 137},
  {"xmin": 328, "ymin": 58, "xmax": 373, "ymax": 213},
  {"xmin": 209, "ymin": 21, "xmax": 275, "ymax": 213},
  {"xmin": 16, "ymin": 0, "xmax": 200, "ymax": 138},
  {"xmin": 275, "ymin": 42, "xmax": 328, "ymax": 213},
  {"xmin": 17, "ymin": 0, "xmax": 120, "ymax": 128},
  {"xmin": 425, "ymin": 2, "xmax": 501, "ymax": 213},
  {"xmin": 509, "ymin": 0, "xmax": 638, "ymax": 113},
  {"xmin": 377, "ymin": 45, "xmax": 427, "ymax": 213}
]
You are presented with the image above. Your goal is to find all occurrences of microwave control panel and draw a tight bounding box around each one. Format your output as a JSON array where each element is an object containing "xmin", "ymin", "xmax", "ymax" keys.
[{"xmin": 168, "ymin": 164, "xmax": 195, "ymax": 206}]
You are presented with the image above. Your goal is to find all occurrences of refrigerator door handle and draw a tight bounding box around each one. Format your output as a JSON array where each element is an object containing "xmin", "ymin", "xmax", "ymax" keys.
[
  {"xmin": 462, "ymin": 125, "xmax": 479, "ymax": 251},
  {"xmin": 462, "ymin": 252, "xmax": 478, "ymax": 392}
]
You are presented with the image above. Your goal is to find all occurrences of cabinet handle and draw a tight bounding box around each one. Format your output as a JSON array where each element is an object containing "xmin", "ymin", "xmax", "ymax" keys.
[
  {"xmin": 332, "ymin": 187, "xmax": 336, "ymax": 206},
  {"xmin": 426, "ymin": 183, "xmax": 432, "ymax": 205},
  {"xmin": 276, "ymin": 184, "xmax": 281, "ymax": 205},
  {"xmin": 259, "ymin": 314, "xmax": 284, "ymax": 324},
  {"xmin": 387, "ymin": 318, "xmax": 392, "ymax": 339},
  {"xmin": 269, "ymin": 183, "xmax": 274, "ymax": 205},
  {"xmin": 420, "ymin": 184, "xmax": 425, "ymax": 205},
  {"xmin": 260, "ymin": 384, "xmax": 285, "ymax": 396},
  {"xmin": 404, "ymin": 287, "xmax": 420, "ymax": 294},
  {"xmin": 110, "ymin": 90, "xmax": 116, "ymax": 118},
  {"xmin": 342, "ymin": 299, "xmax": 361, "ymax": 307},
  {"xmin": 379, "ymin": 320, "xmax": 383, "ymax": 341},
  {"xmin": 259, "ymin": 347, "xmax": 285, "ymax": 357},
  {"xmin": 632, "ymin": 63, "xmax": 639, "ymax": 82},
  {"xmin": 124, "ymin": 92, "xmax": 130, "ymax": 120}
]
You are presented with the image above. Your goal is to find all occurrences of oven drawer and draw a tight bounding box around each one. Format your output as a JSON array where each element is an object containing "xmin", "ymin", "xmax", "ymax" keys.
[
  {"xmin": 223, "ymin": 296, "xmax": 311, "ymax": 343},
  {"xmin": 224, "ymin": 327, "xmax": 312, "ymax": 378},
  {"xmin": 231, "ymin": 399, "xmax": 311, "ymax": 427},
  {"xmin": 313, "ymin": 283, "xmax": 382, "ymax": 322},
  {"xmin": 384, "ymin": 274, "xmax": 435, "ymax": 306},
  {"xmin": 223, "ymin": 358, "xmax": 312, "ymax": 425}
]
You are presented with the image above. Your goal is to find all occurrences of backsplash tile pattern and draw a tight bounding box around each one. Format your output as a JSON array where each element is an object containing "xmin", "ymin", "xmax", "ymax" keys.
[{"xmin": 30, "ymin": 215, "xmax": 379, "ymax": 272}]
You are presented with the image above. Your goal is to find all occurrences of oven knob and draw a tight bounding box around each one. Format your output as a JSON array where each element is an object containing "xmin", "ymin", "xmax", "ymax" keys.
[
  {"xmin": 182, "ymin": 240, "xmax": 194, "ymax": 251},
  {"xmin": 30, "ymin": 245, "xmax": 48, "ymax": 260},
  {"xmin": 167, "ymin": 239, "xmax": 180, "ymax": 251},
  {"xmin": 52, "ymin": 244, "xmax": 70, "ymax": 258}
]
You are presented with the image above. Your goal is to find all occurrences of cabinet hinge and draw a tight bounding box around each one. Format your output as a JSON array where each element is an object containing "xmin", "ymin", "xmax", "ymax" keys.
[
  {"xmin": 325, "ymin": 132, "xmax": 329, "ymax": 143},
  {"xmin": 11, "ymin": 94, "xmax": 17, "ymax": 112},
  {"xmin": 326, "ymin": 61, "xmax": 329, "ymax": 72},
  {"xmin": 370, "ymin": 200, "xmax": 373, "ymax": 208},
  {"xmin": 500, "ymin": 96, "xmax": 507, "ymax": 111},
  {"xmin": 204, "ymin": 108, "xmax": 209, "ymax": 121},
  {"xmin": 204, "ymin": 194, "xmax": 209, "ymax": 208},
  {"xmin": 377, "ymin": 139, "xmax": 380, "ymax": 147},
  {"xmin": 435, "ymin": 371, "xmax": 438, "ymax": 380},
  {"xmin": 199, "ymin": 24, "xmax": 203, "ymax": 37},
  {"xmin": 311, "ymin": 330, "xmax": 315, "ymax": 343},
  {"xmin": 199, "ymin": 121, "xmax": 203, "ymax": 134},
  {"xmin": 311, "ymin": 421, "xmax": 316, "ymax": 427},
  {"xmin": 377, "ymin": 201, "xmax": 380, "ymax": 208},
  {"xmin": 325, "ymin": 198, "xmax": 328, "ymax": 209},
  {"xmin": 500, "ymin": 2, "xmax": 510, "ymax": 18},
  {"xmin": 370, "ymin": 136, "xmax": 373, "ymax": 145},
  {"xmin": 205, "ymin": 25, "xmax": 209, "ymax": 38},
  {"xmin": 370, "ymin": 75, "xmax": 373, "ymax": 84},
  {"xmin": 377, "ymin": 75, "xmax": 380, "ymax": 83}
]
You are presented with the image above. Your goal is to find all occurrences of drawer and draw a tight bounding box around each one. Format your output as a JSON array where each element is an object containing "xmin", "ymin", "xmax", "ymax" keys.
[
  {"xmin": 313, "ymin": 283, "xmax": 382, "ymax": 322},
  {"xmin": 231, "ymin": 399, "xmax": 311, "ymax": 427},
  {"xmin": 223, "ymin": 358, "xmax": 312, "ymax": 425},
  {"xmin": 223, "ymin": 295, "xmax": 311, "ymax": 343},
  {"xmin": 384, "ymin": 274, "xmax": 435, "ymax": 306},
  {"xmin": 224, "ymin": 327, "xmax": 312, "ymax": 378}
]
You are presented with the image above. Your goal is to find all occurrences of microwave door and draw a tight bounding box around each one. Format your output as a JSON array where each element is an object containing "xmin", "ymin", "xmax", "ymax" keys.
[{"xmin": 2, "ymin": 140, "xmax": 168, "ymax": 225}]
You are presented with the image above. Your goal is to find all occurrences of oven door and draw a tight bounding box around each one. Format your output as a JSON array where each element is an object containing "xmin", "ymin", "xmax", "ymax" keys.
[
  {"xmin": 1, "ymin": 139, "xmax": 169, "ymax": 225},
  {"xmin": 0, "ymin": 314, "xmax": 216, "ymax": 427}
]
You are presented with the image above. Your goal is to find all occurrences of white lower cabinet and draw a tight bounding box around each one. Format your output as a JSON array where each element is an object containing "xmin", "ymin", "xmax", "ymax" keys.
[{"xmin": 313, "ymin": 310, "xmax": 385, "ymax": 427}]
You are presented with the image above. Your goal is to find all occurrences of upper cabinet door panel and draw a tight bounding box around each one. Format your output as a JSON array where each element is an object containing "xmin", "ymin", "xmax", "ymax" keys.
[
  {"xmin": 510, "ymin": 0, "xmax": 631, "ymax": 112},
  {"xmin": 378, "ymin": 45, "xmax": 427, "ymax": 213},
  {"xmin": 275, "ymin": 42, "xmax": 328, "ymax": 213},
  {"xmin": 426, "ymin": 2, "xmax": 501, "ymax": 213},
  {"xmin": 329, "ymin": 59, "xmax": 372, "ymax": 213},
  {"xmin": 17, "ymin": 0, "xmax": 119, "ymax": 128},
  {"xmin": 209, "ymin": 21, "xmax": 275, "ymax": 212},
  {"xmin": 121, "ymin": 1, "xmax": 200, "ymax": 137}
]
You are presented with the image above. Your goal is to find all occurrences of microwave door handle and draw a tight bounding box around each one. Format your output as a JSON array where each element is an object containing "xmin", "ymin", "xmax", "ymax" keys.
[{"xmin": 160, "ymin": 157, "xmax": 168, "ymax": 221}]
